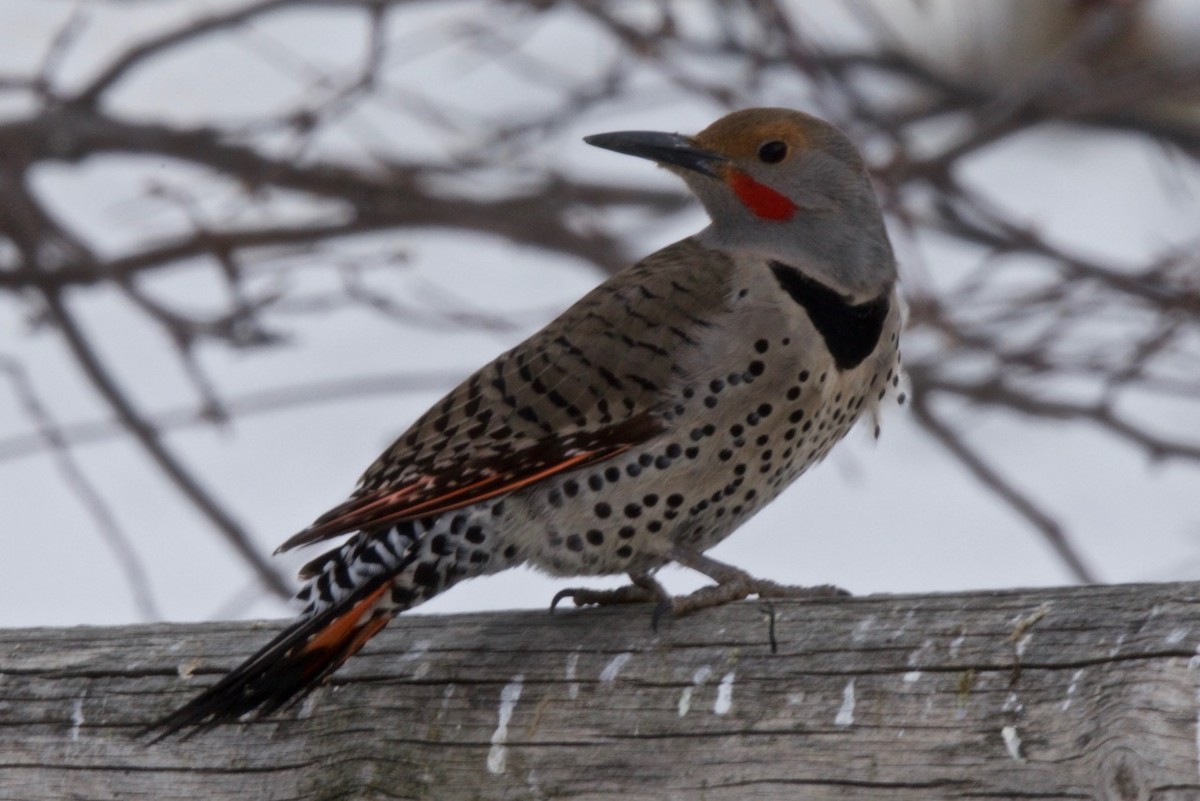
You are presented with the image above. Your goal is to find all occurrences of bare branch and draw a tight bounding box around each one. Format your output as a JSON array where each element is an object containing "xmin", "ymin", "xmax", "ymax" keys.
[
  {"xmin": 71, "ymin": 0, "xmax": 298, "ymax": 107},
  {"xmin": 0, "ymin": 369, "xmax": 468, "ymax": 462},
  {"xmin": 908, "ymin": 387, "xmax": 1097, "ymax": 584},
  {"xmin": 3, "ymin": 0, "xmax": 1199, "ymax": 611},
  {"xmin": 0, "ymin": 355, "xmax": 160, "ymax": 620},
  {"xmin": 39, "ymin": 289, "xmax": 294, "ymax": 600},
  {"xmin": 0, "ymin": 160, "xmax": 293, "ymax": 600}
]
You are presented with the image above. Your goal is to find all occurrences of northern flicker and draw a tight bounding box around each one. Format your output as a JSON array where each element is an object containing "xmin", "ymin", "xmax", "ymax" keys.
[{"xmin": 148, "ymin": 107, "xmax": 903, "ymax": 737}]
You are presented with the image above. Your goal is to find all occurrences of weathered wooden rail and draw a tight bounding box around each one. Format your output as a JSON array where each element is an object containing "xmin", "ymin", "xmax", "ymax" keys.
[{"xmin": 3, "ymin": 582, "xmax": 1199, "ymax": 800}]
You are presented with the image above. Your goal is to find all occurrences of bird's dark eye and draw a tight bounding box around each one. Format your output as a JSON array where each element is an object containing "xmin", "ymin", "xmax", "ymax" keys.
[{"xmin": 757, "ymin": 140, "xmax": 788, "ymax": 164}]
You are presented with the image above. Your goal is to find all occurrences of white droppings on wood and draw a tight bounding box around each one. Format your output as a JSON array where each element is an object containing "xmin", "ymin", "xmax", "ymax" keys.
[
  {"xmin": 1011, "ymin": 605, "xmax": 1050, "ymax": 626},
  {"xmin": 1062, "ymin": 669, "xmax": 1084, "ymax": 711},
  {"xmin": 890, "ymin": 610, "xmax": 916, "ymax": 640},
  {"xmin": 851, "ymin": 615, "xmax": 876, "ymax": 642},
  {"xmin": 949, "ymin": 632, "xmax": 966, "ymax": 657},
  {"xmin": 1108, "ymin": 633, "xmax": 1126, "ymax": 658},
  {"xmin": 677, "ymin": 687, "xmax": 694, "ymax": 718},
  {"xmin": 907, "ymin": 638, "xmax": 934, "ymax": 668},
  {"xmin": 1001, "ymin": 725, "xmax": 1024, "ymax": 762},
  {"xmin": 903, "ymin": 671, "xmax": 922, "ymax": 683},
  {"xmin": 399, "ymin": 639, "xmax": 432, "ymax": 677},
  {"xmin": 70, "ymin": 696, "xmax": 84, "ymax": 742},
  {"xmin": 1009, "ymin": 605, "xmax": 1049, "ymax": 657},
  {"xmin": 437, "ymin": 684, "xmax": 456, "ymax": 721},
  {"xmin": 298, "ymin": 693, "xmax": 318, "ymax": 719},
  {"xmin": 713, "ymin": 671, "xmax": 735, "ymax": 716},
  {"xmin": 565, "ymin": 651, "xmax": 580, "ymax": 700},
  {"xmin": 1188, "ymin": 644, "xmax": 1200, "ymax": 671},
  {"xmin": 1002, "ymin": 691, "xmax": 1023, "ymax": 714},
  {"xmin": 1195, "ymin": 689, "xmax": 1200, "ymax": 780},
  {"xmin": 487, "ymin": 675, "xmax": 524, "ymax": 775},
  {"xmin": 400, "ymin": 639, "xmax": 432, "ymax": 661},
  {"xmin": 678, "ymin": 665, "xmax": 712, "ymax": 718},
  {"xmin": 834, "ymin": 679, "xmax": 855, "ymax": 726},
  {"xmin": 1166, "ymin": 627, "xmax": 1189, "ymax": 645},
  {"xmin": 599, "ymin": 652, "xmax": 632, "ymax": 684}
]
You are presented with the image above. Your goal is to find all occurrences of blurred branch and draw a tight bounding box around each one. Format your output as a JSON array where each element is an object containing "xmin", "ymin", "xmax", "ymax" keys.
[
  {"xmin": 908, "ymin": 386, "xmax": 1097, "ymax": 584},
  {"xmin": 0, "ymin": 369, "xmax": 468, "ymax": 462},
  {"xmin": 0, "ymin": 107, "xmax": 685, "ymax": 285},
  {"xmin": 918, "ymin": 369, "xmax": 1200, "ymax": 464},
  {"xmin": 0, "ymin": 160, "xmax": 292, "ymax": 600},
  {"xmin": 0, "ymin": 355, "xmax": 160, "ymax": 619},
  {"xmin": 2, "ymin": 0, "xmax": 1199, "ymax": 611},
  {"xmin": 71, "ymin": 0, "xmax": 297, "ymax": 108},
  {"xmin": 39, "ymin": 288, "xmax": 294, "ymax": 600}
]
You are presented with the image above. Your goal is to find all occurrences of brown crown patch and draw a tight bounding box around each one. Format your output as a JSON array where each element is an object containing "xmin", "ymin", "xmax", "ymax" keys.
[{"xmin": 692, "ymin": 107, "xmax": 839, "ymax": 162}]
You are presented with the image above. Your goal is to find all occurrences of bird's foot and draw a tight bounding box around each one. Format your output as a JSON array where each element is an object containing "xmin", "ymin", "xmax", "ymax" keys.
[
  {"xmin": 651, "ymin": 575, "xmax": 848, "ymax": 630},
  {"xmin": 648, "ymin": 545, "xmax": 849, "ymax": 629},
  {"xmin": 550, "ymin": 573, "xmax": 669, "ymax": 612},
  {"xmin": 751, "ymin": 579, "xmax": 850, "ymax": 600},
  {"xmin": 664, "ymin": 575, "xmax": 847, "ymax": 615},
  {"xmin": 547, "ymin": 548, "xmax": 849, "ymax": 633}
]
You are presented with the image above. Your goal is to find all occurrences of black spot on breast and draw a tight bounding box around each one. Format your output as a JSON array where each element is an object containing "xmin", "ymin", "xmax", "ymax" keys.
[
  {"xmin": 413, "ymin": 561, "xmax": 441, "ymax": 588},
  {"xmin": 769, "ymin": 261, "xmax": 890, "ymax": 371}
]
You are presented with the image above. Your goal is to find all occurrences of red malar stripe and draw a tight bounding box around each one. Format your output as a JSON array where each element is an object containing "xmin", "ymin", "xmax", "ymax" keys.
[{"xmin": 728, "ymin": 171, "xmax": 798, "ymax": 221}]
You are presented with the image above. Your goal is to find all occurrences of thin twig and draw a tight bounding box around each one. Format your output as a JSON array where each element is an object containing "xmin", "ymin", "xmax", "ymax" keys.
[
  {"xmin": 909, "ymin": 389, "xmax": 1097, "ymax": 584},
  {"xmin": 0, "ymin": 355, "xmax": 161, "ymax": 620}
]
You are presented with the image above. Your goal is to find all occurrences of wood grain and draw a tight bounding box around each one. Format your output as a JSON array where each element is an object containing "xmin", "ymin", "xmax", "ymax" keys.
[{"xmin": 3, "ymin": 582, "xmax": 1199, "ymax": 800}]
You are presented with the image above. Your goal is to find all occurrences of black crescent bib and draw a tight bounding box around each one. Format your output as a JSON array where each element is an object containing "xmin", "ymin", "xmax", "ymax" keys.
[{"xmin": 769, "ymin": 261, "xmax": 890, "ymax": 371}]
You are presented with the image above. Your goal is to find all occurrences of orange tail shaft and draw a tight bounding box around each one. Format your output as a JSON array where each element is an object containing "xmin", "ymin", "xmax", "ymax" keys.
[{"xmin": 144, "ymin": 581, "xmax": 393, "ymax": 741}]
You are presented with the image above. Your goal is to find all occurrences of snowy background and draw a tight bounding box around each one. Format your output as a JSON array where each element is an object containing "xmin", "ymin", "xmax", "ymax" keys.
[{"xmin": 2, "ymin": 0, "xmax": 1198, "ymax": 628}]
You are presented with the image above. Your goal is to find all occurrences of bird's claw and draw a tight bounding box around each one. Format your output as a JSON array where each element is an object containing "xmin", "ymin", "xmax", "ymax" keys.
[
  {"xmin": 549, "ymin": 582, "xmax": 659, "ymax": 613},
  {"xmin": 547, "ymin": 566, "xmax": 848, "ymax": 633},
  {"xmin": 549, "ymin": 588, "xmax": 580, "ymax": 613},
  {"xmin": 650, "ymin": 577, "xmax": 852, "ymax": 629},
  {"xmin": 650, "ymin": 599, "xmax": 674, "ymax": 632}
]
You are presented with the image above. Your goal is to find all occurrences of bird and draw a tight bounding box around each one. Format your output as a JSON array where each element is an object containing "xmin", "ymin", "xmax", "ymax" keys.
[{"xmin": 146, "ymin": 107, "xmax": 904, "ymax": 738}]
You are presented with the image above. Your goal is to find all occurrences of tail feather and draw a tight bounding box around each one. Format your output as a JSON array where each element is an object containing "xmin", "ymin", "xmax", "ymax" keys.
[
  {"xmin": 143, "ymin": 581, "xmax": 393, "ymax": 742},
  {"xmin": 146, "ymin": 496, "xmax": 508, "ymax": 740}
]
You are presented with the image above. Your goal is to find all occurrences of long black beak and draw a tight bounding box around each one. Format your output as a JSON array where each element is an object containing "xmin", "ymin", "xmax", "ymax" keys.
[{"xmin": 584, "ymin": 130, "xmax": 727, "ymax": 178}]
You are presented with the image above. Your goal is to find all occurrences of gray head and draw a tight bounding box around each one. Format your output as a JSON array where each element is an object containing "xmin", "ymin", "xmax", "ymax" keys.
[{"xmin": 585, "ymin": 108, "xmax": 896, "ymax": 300}]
